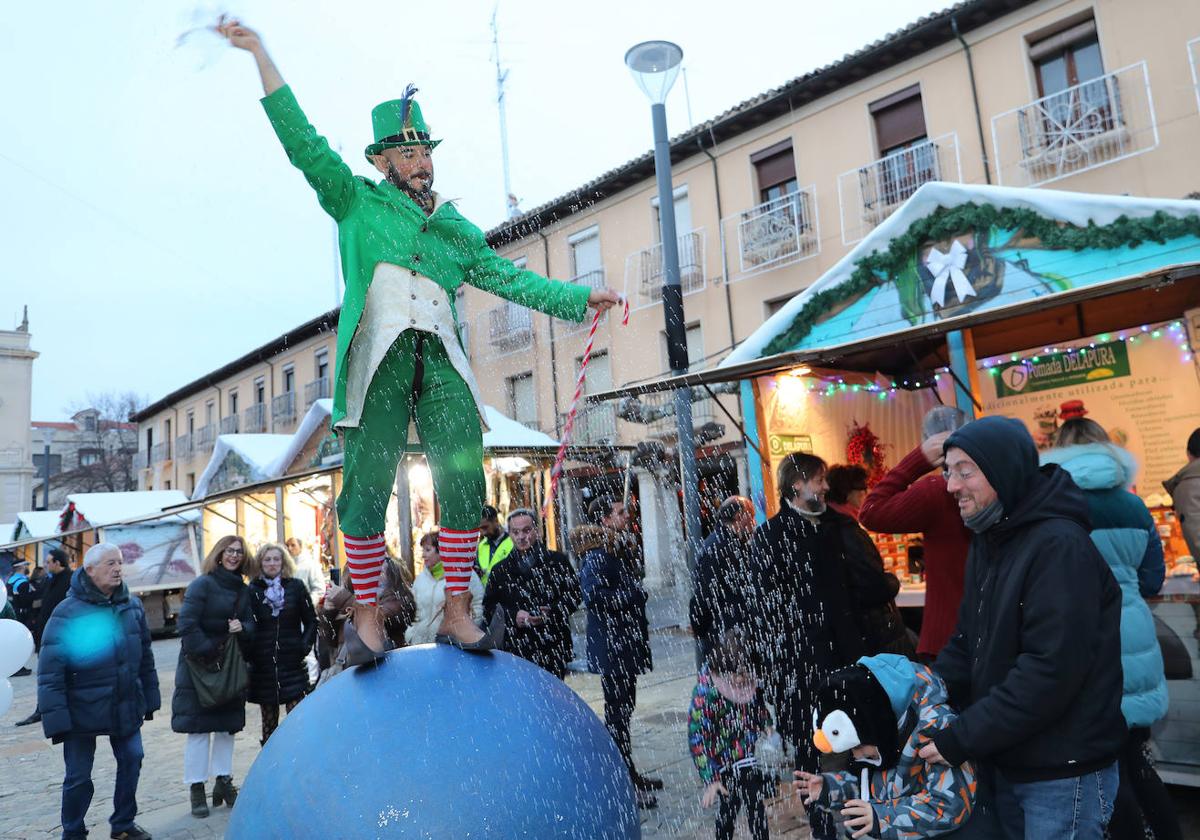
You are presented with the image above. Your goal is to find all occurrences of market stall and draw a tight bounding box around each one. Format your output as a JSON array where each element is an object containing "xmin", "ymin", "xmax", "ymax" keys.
[{"xmin": 716, "ymin": 181, "xmax": 1200, "ymax": 784}]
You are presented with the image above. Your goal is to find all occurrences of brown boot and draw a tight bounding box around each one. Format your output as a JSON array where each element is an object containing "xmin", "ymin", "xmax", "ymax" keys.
[
  {"xmin": 338, "ymin": 620, "xmax": 387, "ymax": 669},
  {"xmin": 435, "ymin": 591, "xmax": 504, "ymax": 652}
]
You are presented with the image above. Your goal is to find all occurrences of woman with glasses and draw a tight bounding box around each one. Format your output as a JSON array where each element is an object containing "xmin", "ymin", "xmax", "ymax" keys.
[{"xmin": 171, "ymin": 535, "xmax": 257, "ymax": 819}]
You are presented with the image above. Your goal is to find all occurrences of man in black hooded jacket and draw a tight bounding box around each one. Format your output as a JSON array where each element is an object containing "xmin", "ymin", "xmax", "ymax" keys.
[{"xmin": 918, "ymin": 416, "xmax": 1124, "ymax": 838}]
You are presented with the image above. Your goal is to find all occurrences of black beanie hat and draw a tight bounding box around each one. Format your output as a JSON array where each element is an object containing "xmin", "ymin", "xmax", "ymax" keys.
[
  {"xmin": 943, "ymin": 416, "xmax": 1038, "ymax": 514},
  {"xmin": 814, "ymin": 665, "xmax": 903, "ymax": 769}
]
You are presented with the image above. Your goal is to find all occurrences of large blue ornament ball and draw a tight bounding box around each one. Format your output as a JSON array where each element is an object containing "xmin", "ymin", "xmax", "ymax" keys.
[{"xmin": 228, "ymin": 645, "xmax": 640, "ymax": 839}]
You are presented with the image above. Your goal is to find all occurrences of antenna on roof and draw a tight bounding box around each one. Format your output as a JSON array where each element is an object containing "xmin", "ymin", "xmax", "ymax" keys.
[{"xmin": 491, "ymin": 5, "xmax": 520, "ymax": 219}]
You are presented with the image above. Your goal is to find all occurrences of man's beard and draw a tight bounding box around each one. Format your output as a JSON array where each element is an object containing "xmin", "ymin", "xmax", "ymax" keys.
[{"xmin": 386, "ymin": 163, "xmax": 434, "ymax": 210}]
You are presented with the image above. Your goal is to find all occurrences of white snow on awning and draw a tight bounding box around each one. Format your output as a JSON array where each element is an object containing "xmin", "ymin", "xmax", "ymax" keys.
[
  {"xmin": 191, "ymin": 434, "xmax": 294, "ymax": 500},
  {"xmin": 0, "ymin": 522, "xmax": 16, "ymax": 542},
  {"xmin": 723, "ymin": 182, "xmax": 1200, "ymax": 367},
  {"xmin": 482, "ymin": 405, "xmax": 559, "ymax": 450},
  {"xmin": 64, "ymin": 491, "xmax": 196, "ymax": 528},
  {"xmin": 15, "ymin": 511, "xmax": 63, "ymax": 539},
  {"xmin": 267, "ymin": 399, "xmax": 334, "ymax": 480}
]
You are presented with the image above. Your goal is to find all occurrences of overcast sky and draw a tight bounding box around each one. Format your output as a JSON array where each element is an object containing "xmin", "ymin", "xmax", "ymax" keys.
[{"xmin": 3, "ymin": 0, "xmax": 949, "ymax": 421}]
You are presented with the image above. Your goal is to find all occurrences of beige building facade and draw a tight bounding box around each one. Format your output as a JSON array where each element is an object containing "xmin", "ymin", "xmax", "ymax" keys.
[
  {"xmin": 134, "ymin": 310, "xmax": 337, "ymax": 496},
  {"xmin": 462, "ymin": 0, "xmax": 1200, "ymax": 491}
]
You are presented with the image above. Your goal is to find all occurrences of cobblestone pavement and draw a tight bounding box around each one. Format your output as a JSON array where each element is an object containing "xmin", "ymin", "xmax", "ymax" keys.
[{"xmin": 3, "ymin": 627, "xmax": 1197, "ymax": 840}]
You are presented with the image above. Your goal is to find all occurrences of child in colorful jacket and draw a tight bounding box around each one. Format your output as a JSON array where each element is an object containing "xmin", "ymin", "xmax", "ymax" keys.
[
  {"xmin": 795, "ymin": 654, "xmax": 975, "ymax": 839},
  {"xmin": 688, "ymin": 631, "xmax": 774, "ymax": 840}
]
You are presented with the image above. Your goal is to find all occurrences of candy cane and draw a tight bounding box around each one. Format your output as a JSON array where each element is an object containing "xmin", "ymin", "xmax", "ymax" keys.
[{"xmin": 542, "ymin": 295, "xmax": 629, "ymax": 517}]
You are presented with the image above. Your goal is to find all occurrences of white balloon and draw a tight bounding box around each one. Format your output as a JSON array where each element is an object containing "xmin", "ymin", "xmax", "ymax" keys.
[
  {"xmin": 0, "ymin": 678, "xmax": 11, "ymax": 718},
  {"xmin": 0, "ymin": 620, "xmax": 34, "ymax": 678},
  {"xmin": 0, "ymin": 580, "xmax": 7, "ymax": 611}
]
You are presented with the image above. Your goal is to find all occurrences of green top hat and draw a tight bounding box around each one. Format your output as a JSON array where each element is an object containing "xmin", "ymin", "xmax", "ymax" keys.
[{"xmin": 364, "ymin": 83, "xmax": 441, "ymax": 161}]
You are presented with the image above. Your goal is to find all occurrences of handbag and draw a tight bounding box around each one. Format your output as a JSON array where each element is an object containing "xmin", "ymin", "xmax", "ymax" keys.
[{"xmin": 186, "ymin": 588, "xmax": 250, "ymax": 708}]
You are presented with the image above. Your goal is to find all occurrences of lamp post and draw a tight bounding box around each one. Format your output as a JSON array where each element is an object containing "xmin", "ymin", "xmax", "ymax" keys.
[{"xmin": 625, "ymin": 41, "xmax": 704, "ymax": 587}]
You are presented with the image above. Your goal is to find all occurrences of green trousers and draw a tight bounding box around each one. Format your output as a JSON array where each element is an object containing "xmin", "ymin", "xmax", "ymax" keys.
[{"xmin": 336, "ymin": 331, "xmax": 484, "ymax": 537}]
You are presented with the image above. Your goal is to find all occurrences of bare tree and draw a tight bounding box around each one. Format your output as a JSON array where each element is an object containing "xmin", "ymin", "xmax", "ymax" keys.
[{"xmin": 60, "ymin": 391, "xmax": 146, "ymax": 494}]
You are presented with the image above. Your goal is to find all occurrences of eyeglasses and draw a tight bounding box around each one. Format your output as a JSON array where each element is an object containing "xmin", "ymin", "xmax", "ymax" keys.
[
  {"xmin": 942, "ymin": 467, "xmax": 977, "ymax": 483},
  {"xmin": 223, "ymin": 547, "xmax": 245, "ymax": 556}
]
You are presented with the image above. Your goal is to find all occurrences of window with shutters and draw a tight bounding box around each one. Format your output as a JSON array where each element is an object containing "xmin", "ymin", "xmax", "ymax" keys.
[
  {"xmin": 507, "ymin": 373, "xmax": 538, "ymax": 429},
  {"xmin": 869, "ymin": 85, "xmax": 935, "ymax": 207},
  {"xmin": 1030, "ymin": 19, "xmax": 1113, "ymax": 137},
  {"xmin": 752, "ymin": 140, "xmax": 798, "ymax": 204}
]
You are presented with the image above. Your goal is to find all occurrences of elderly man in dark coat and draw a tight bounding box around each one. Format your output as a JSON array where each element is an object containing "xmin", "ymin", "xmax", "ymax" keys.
[
  {"xmin": 483, "ymin": 508, "xmax": 581, "ymax": 679},
  {"xmin": 38, "ymin": 543, "xmax": 160, "ymax": 840}
]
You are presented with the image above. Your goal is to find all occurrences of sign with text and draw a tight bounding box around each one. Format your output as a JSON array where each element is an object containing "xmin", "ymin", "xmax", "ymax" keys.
[
  {"xmin": 980, "ymin": 325, "xmax": 1200, "ymax": 502},
  {"xmin": 994, "ymin": 341, "xmax": 1130, "ymax": 397}
]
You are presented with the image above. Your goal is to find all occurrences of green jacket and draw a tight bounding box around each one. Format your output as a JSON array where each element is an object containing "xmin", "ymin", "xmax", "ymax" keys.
[{"xmin": 261, "ymin": 86, "xmax": 591, "ymax": 427}]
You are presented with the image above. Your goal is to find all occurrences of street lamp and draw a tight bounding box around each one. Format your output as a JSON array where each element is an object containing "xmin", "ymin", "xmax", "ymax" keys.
[{"xmin": 625, "ymin": 40, "xmax": 704, "ymax": 591}]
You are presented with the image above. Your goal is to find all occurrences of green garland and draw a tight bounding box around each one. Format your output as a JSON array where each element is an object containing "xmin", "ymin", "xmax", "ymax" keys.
[{"xmin": 762, "ymin": 203, "xmax": 1200, "ymax": 356}]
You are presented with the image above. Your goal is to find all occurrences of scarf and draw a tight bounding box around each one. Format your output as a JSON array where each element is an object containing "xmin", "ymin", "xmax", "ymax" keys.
[
  {"xmin": 262, "ymin": 575, "xmax": 286, "ymax": 617},
  {"xmin": 427, "ymin": 561, "xmax": 444, "ymax": 581},
  {"xmin": 964, "ymin": 499, "xmax": 1005, "ymax": 533},
  {"xmin": 828, "ymin": 500, "xmax": 861, "ymax": 521}
]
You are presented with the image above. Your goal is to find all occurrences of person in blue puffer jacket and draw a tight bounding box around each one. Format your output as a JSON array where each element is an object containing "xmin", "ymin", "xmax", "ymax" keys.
[{"xmin": 1043, "ymin": 417, "xmax": 1182, "ymax": 840}]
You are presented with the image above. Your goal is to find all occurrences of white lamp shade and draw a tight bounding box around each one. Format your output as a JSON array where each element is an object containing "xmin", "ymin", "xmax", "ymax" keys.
[{"xmin": 624, "ymin": 41, "xmax": 683, "ymax": 105}]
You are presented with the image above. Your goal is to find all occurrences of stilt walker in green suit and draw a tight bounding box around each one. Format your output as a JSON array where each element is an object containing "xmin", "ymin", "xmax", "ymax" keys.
[{"xmin": 218, "ymin": 19, "xmax": 618, "ymax": 661}]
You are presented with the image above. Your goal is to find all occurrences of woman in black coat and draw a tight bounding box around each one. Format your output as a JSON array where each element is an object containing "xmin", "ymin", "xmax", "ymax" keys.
[
  {"xmin": 246, "ymin": 542, "xmax": 317, "ymax": 744},
  {"xmin": 825, "ymin": 465, "xmax": 915, "ymax": 659},
  {"xmin": 172, "ymin": 535, "xmax": 257, "ymax": 819}
]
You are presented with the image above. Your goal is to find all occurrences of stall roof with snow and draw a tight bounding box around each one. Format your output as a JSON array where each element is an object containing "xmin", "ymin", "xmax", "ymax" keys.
[
  {"xmin": 14, "ymin": 511, "xmax": 65, "ymax": 541},
  {"xmin": 61, "ymin": 490, "xmax": 200, "ymax": 530},
  {"xmin": 190, "ymin": 400, "xmax": 561, "ymax": 500},
  {"xmin": 191, "ymin": 434, "xmax": 295, "ymax": 500},
  {"xmin": 722, "ymin": 182, "xmax": 1200, "ymax": 372}
]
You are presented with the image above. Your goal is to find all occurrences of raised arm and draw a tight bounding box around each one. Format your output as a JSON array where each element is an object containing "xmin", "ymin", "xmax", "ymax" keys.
[
  {"xmin": 216, "ymin": 17, "xmax": 284, "ymax": 95},
  {"xmin": 217, "ymin": 18, "xmax": 357, "ymax": 221}
]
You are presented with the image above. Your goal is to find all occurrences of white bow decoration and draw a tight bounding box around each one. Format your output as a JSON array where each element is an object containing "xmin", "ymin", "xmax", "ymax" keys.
[{"xmin": 925, "ymin": 240, "xmax": 977, "ymax": 308}]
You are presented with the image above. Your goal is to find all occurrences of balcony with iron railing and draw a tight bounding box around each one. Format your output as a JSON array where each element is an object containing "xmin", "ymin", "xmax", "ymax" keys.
[
  {"xmin": 175, "ymin": 434, "xmax": 194, "ymax": 462},
  {"xmin": 195, "ymin": 423, "xmax": 216, "ymax": 452},
  {"xmin": 243, "ymin": 402, "xmax": 267, "ymax": 434},
  {"xmin": 219, "ymin": 415, "xmax": 239, "ymax": 435},
  {"xmin": 556, "ymin": 269, "xmax": 608, "ymax": 334},
  {"xmin": 487, "ymin": 303, "xmax": 534, "ymax": 355},
  {"xmin": 723, "ymin": 188, "xmax": 820, "ymax": 281},
  {"xmin": 625, "ymin": 229, "xmax": 707, "ymax": 311},
  {"xmin": 837, "ymin": 132, "xmax": 961, "ymax": 245},
  {"xmin": 304, "ymin": 377, "xmax": 331, "ymax": 408},
  {"xmin": 560, "ymin": 403, "xmax": 619, "ymax": 446},
  {"xmin": 133, "ymin": 449, "xmax": 149, "ymax": 471},
  {"xmin": 150, "ymin": 441, "xmax": 171, "ymax": 464},
  {"xmin": 272, "ymin": 392, "xmax": 297, "ymax": 427},
  {"xmin": 991, "ymin": 62, "xmax": 1157, "ymax": 188}
]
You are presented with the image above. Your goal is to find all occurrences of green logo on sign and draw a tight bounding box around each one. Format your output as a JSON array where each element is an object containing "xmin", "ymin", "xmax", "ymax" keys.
[{"xmin": 994, "ymin": 341, "xmax": 1131, "ymax": 397}]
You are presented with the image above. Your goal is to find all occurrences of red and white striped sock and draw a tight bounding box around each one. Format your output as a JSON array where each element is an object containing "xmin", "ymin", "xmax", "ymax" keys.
[
  {"xmin": 437, "ymin": 527, "xmax": 478, "ymax": 595},
  {"xmin": 343, "ymin": 532, "xmax": 386, "ymax": 606}
]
